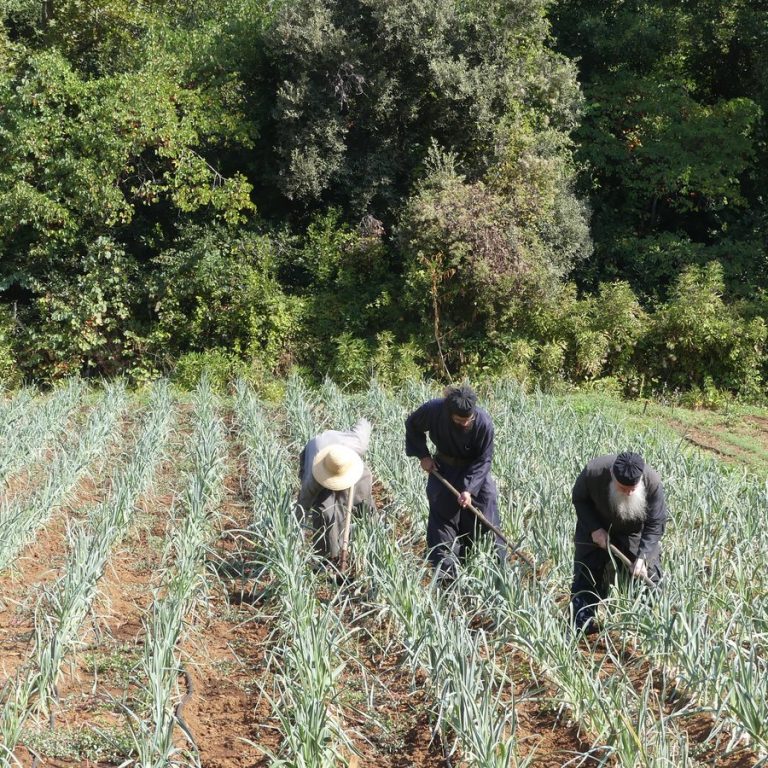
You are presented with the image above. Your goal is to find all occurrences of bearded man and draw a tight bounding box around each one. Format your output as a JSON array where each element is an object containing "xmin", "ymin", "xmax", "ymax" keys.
[
  {"xmin": 570, "ymin": 451, "xmax": 668, "ymax": 631},
  {"xmin": 405, "ymin": 384, "xmax": 503, "ymax": 580}
]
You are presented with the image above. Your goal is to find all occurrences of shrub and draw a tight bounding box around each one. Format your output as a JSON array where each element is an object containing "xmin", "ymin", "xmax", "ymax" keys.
[
  {"xmin": 399, "ymin": 145, "xmax": 588, "ymax": 377},
  {"xmin": 0, "ymin": 307, "xmax": 21, "ymax": 389},
  {"xmin": 370, "ymin": 332, "xmax": 424, "ymax": 388},
  {"xmin": 171, "ymin": 348, "xmax": 251, "ymax": 392},
  {"xmin": 151, "ymin": 224, "xmax": 301, "ymax": 375},
  {"xmin": 328, "ymin": 333, "xmax": 372, "ymax": 389},
  {"xmin": 288, "ymin": 210, "xmax": 403, "ymax": 379},
  {"xmin": 513, "ymin": 280, "xmax": 644, "ymax": 386},
  {"xmin": 638, "ymin": 262, "xmax": 766, "ymax": 399},
  {"xmin": 17, "ymin": 237, "xmax": 144, "ymax": 382}
]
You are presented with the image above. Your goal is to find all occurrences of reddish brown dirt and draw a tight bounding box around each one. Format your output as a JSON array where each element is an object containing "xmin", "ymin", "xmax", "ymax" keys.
[
  {"xmin": 12, "ymin": 419, "xmax": 280, "ymax": 768},
  {"xmin": 664, "ymin": 413, "xmax": 768, "ymax": 472},
  {"xmin": 0, "ymin": 456, "xmax": 49, "ymax": 507},
  {"xmin": 8, "ymin": 407, "xmax": 768, "ymax": 767},
  {"xmin": 333, "ymin": 632, "xmax": 450, "ymax": 767},
  {"xmin": 173, "ymin": 606, "xmax": 277, "ymax": 768},
  {"xmin": 168, "ymin": 455, "xmax": 280, "ymax": 768},
  {"xmin": 500, "ymin": 650, "xmax": 606, "ymax": 767},
  {"xmin": 670, "ymin": 421, "xmax": 733, "ymax": 460},
  {"xmin": 0, "ymin": 454, "xmax": 121, "ymax": 688},
  {"xmin": 581, "ymin": 634, "xmax": 763, "ymax": 767},
  {"xmin": 8, "ymin": 414, "xmax": 179, "ymax": 767},
  {"xmin": 0, "ymin": 511, "xmax": 71, "ymax": 686}
]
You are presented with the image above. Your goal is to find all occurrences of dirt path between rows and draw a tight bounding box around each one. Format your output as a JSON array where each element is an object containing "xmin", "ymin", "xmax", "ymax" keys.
[
  {"xmin": 170, "ymin": 448, "xmax": 277, "ymax": 768},
  {"xmin": 9, "ymin": 409, "xmax": 179, "ymax": 768},
  {"xmin": 0, "ymin": 410, "xmax": 130, "ymax": 693}
]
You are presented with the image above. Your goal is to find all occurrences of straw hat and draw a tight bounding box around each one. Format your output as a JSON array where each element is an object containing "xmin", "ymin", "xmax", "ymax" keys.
[{"xmin": 312, "ymin": 444, "xmax": 364, "ymax": 491}]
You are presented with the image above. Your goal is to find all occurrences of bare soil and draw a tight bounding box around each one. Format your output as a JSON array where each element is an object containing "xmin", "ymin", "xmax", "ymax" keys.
[
  {"xmin": 665, "ymin": 413, "xmax": 768, "ymax": 473},
  {"xmin": 5, "ymin": 403, "xmax": 767, "ymax": 767}
]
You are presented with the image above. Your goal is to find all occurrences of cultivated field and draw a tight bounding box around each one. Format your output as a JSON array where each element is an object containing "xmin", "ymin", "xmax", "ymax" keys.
[{"xmin": 0, "ymin": 375, "xmax": 767, "ymax": 767}]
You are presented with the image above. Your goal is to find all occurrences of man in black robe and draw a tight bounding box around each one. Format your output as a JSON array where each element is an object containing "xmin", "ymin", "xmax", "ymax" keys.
[
  {"xmin": 405, "ymin": 384, "xmax": 502, "ymax": 579},
  {"xmin": 571, "ymin": 451, "xmax": 668, "ymax": 631}
]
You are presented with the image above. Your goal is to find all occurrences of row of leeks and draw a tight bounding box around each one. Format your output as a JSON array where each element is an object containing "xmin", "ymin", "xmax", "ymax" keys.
[
  {"xmin": 0, "ymin": 381, "xmax": 175, "ymax": 765},
  {"xmin": 0, "ymin": 378, "xmax": 84, "ymax": 489},
  {"xmin": 235, "ymin": 380, "xmax": 358, "ymax": 768},
  {"xmin": 127, "ymin": 377, "xmax": 227, "ymax": 768},
  {"xmin": 0, "ymin": 382, "xmax": 128, "ymax": 574}
]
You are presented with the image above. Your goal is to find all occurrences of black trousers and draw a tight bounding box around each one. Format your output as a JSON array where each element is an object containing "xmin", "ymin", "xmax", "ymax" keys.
[
  {"xmin": 425, "ymin": 471, "xmax": 504, "ymax": 575},
  {"xmin": 570, "ymin": 522, "xmax": 662, "ymax": 603}
]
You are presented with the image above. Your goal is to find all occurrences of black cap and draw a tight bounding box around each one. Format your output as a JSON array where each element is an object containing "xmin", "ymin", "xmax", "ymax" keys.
[
  {"xmin": 444, "ymin": 385, "xmax": 477, "ymax": 417},
  {"xmin": 612, "ymin": 452, "xmax": 645, "ymax": 486}
]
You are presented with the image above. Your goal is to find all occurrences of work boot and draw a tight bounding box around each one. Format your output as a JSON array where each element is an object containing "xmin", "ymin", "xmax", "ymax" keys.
[{"xmin": 570, "ymin": 595, "xmax": 598, "ymax": 635}]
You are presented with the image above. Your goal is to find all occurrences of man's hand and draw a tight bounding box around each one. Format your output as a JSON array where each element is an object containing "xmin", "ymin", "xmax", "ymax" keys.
[
  {"xmin": 632, "ymin": 557, "xmax": 648, "ymax": 580},
  {"xmin": 458, "ymin": 491, "xmax": 471, "ymax": 508},
  {"xmin": 420, "ymin": 455, "xmax": 437, "ymax": 473},
  {"xmin": 591, "ymin": 528, "xmax": 609, "ymax": 549}
]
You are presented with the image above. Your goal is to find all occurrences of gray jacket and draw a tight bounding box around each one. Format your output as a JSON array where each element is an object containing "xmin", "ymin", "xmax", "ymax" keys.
[{"xmin": 297, "ymin": 419, "xmax": 374, "ymax": 512}]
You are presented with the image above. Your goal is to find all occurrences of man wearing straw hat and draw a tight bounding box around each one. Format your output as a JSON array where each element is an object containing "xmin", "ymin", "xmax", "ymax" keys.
[
  {"xmin": 405, "ymin": 384, "xmax": 503, "ymax": 581},
  {"xmin": 570, "ymin": 451, "xmax": 668, "ymax": 632},
  {"xmin": 297, "ymin": 419, "xmax": 376, "ymax": 564}
]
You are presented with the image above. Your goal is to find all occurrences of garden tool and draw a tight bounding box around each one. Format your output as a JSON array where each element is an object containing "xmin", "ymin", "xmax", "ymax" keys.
[
  {"xmin": 608, "ymin": 542, "xmax": 657, "ymax": 590},
  {"xmin": 430, "ymin": 469, "xmax": 535, "ymax": 570},
  {"xmin": 338, "ymin": 481, "xmax": 355, "ymax": 572}
]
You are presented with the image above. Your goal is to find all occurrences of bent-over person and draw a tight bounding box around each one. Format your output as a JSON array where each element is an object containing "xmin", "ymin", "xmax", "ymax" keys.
[
  {"xmin": 405, "ymin": 384, "xmax": 503, "ymax": 580},
  {"xmin": 297, "ymin": 419, "xmax": 376, "ymax": 562},
  {"xmin": 571, "ymin": 451, "xmax": 668, "ymax": 632}
]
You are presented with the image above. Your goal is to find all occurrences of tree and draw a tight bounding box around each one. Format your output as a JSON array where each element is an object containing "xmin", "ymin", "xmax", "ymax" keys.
[
  {"xmin": 247, "ymin": 0, "xmax": 583, "ymax": 223},
  {"xmin": 0, "ymin": 37, "xmax": 254, "ymax": 378},
  {"xmin": 552, "ymin": 0, "xmax": 766, "ymax": 300},
  {"xmin": 400, "ymin": 143, "xmax": 590, "ymax": 376}
]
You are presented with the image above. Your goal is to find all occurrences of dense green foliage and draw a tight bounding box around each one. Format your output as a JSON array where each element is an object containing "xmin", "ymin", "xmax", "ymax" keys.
[
  {"xmin": 552, "ymin": 0, "xmax": 768, "ymax": 300},
  {"xmin": 0, "ymin": 0, "xmax": 766, "ymax": 399}
]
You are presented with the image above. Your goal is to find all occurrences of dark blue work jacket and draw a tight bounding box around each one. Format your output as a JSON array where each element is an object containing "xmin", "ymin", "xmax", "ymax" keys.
[{"xmin": 405, "ymin": 398, "xmax": 494, "ymax": 497}]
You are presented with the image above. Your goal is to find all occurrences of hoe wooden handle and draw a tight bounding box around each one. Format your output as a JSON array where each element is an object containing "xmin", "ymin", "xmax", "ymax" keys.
[
  {"xmin": 608, "ymin": 543, "xmax": 657, "ymax": 590},
  {"xmin": 431, "ymin": 469, "xmax": 535, "ymax": 570},
  {"xmin": 338, "ymin": 482, "xmax": 355, "ymax": 572}
]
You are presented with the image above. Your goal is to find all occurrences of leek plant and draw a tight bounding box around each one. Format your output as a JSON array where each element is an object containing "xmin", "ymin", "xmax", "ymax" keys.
[
  {"xmin": 235, "ymin": 380, "xmax": 357, "ymax": 768},
  {"xmin": 0, "ymin": 381, "xmax": 174, "ymax": 758},
  {"xmin": 129, "ymin": 377, "xmax": 226, "ymax": 768},
  {"xmin": 0, "ymin": 378, "xmax": 84, "ymax": 488},
  {"xmin": 0, "ymin": 381, "xmax": 128, "ymax": 572}
]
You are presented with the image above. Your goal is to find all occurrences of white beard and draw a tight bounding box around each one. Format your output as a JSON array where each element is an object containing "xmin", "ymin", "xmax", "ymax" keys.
[{"xmin": 609, "ymin": 478, "xmax": 647, "ymax": 524}]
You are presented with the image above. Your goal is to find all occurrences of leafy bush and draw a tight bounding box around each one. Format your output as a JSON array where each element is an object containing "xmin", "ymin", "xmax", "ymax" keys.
[
  {"xmin": 150, "ymin": 224, "xmax": 301, "ymax": 375},
  {"xmin": 535, "ymin": 340, "xmax": 567, "ymax": 390},
  {"xmin": 17, "ymin": 237, "xmax": 145, "ymax": 382},
  {"xmin": 324, "ymin": 331, "xmax": 423, "ymax": 390},
  {"xmin": 506, "ymin": 279, "xmax": 645, "ymax": 388},
  {"xmin": 589, "ymin": 281, "xmax": 648, "ymax": 376},
  {"xmin": 0, "ymin": 308, "xmax": 21, "ymax": 388},
  {"xmin": 327, "ymin": 333, "xmax": 371, "ymax": 389},
  {"xmin": 370, "ymin": 332, "xmax": 423, "ymax": 388},
  {"xmin": 171, "ymin": 348, "xmax": 252, "ymax": 392},
  {"xmin": 400, "ymin": 145, "xmax": 590, "ymax": 378},
  {"xmin": 286, "ymin": 210, "xmax": 403, "ymax": 378},
  {"xmin": 639, "ymin": 262, "xmax": 766, "ymax": 399}
]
